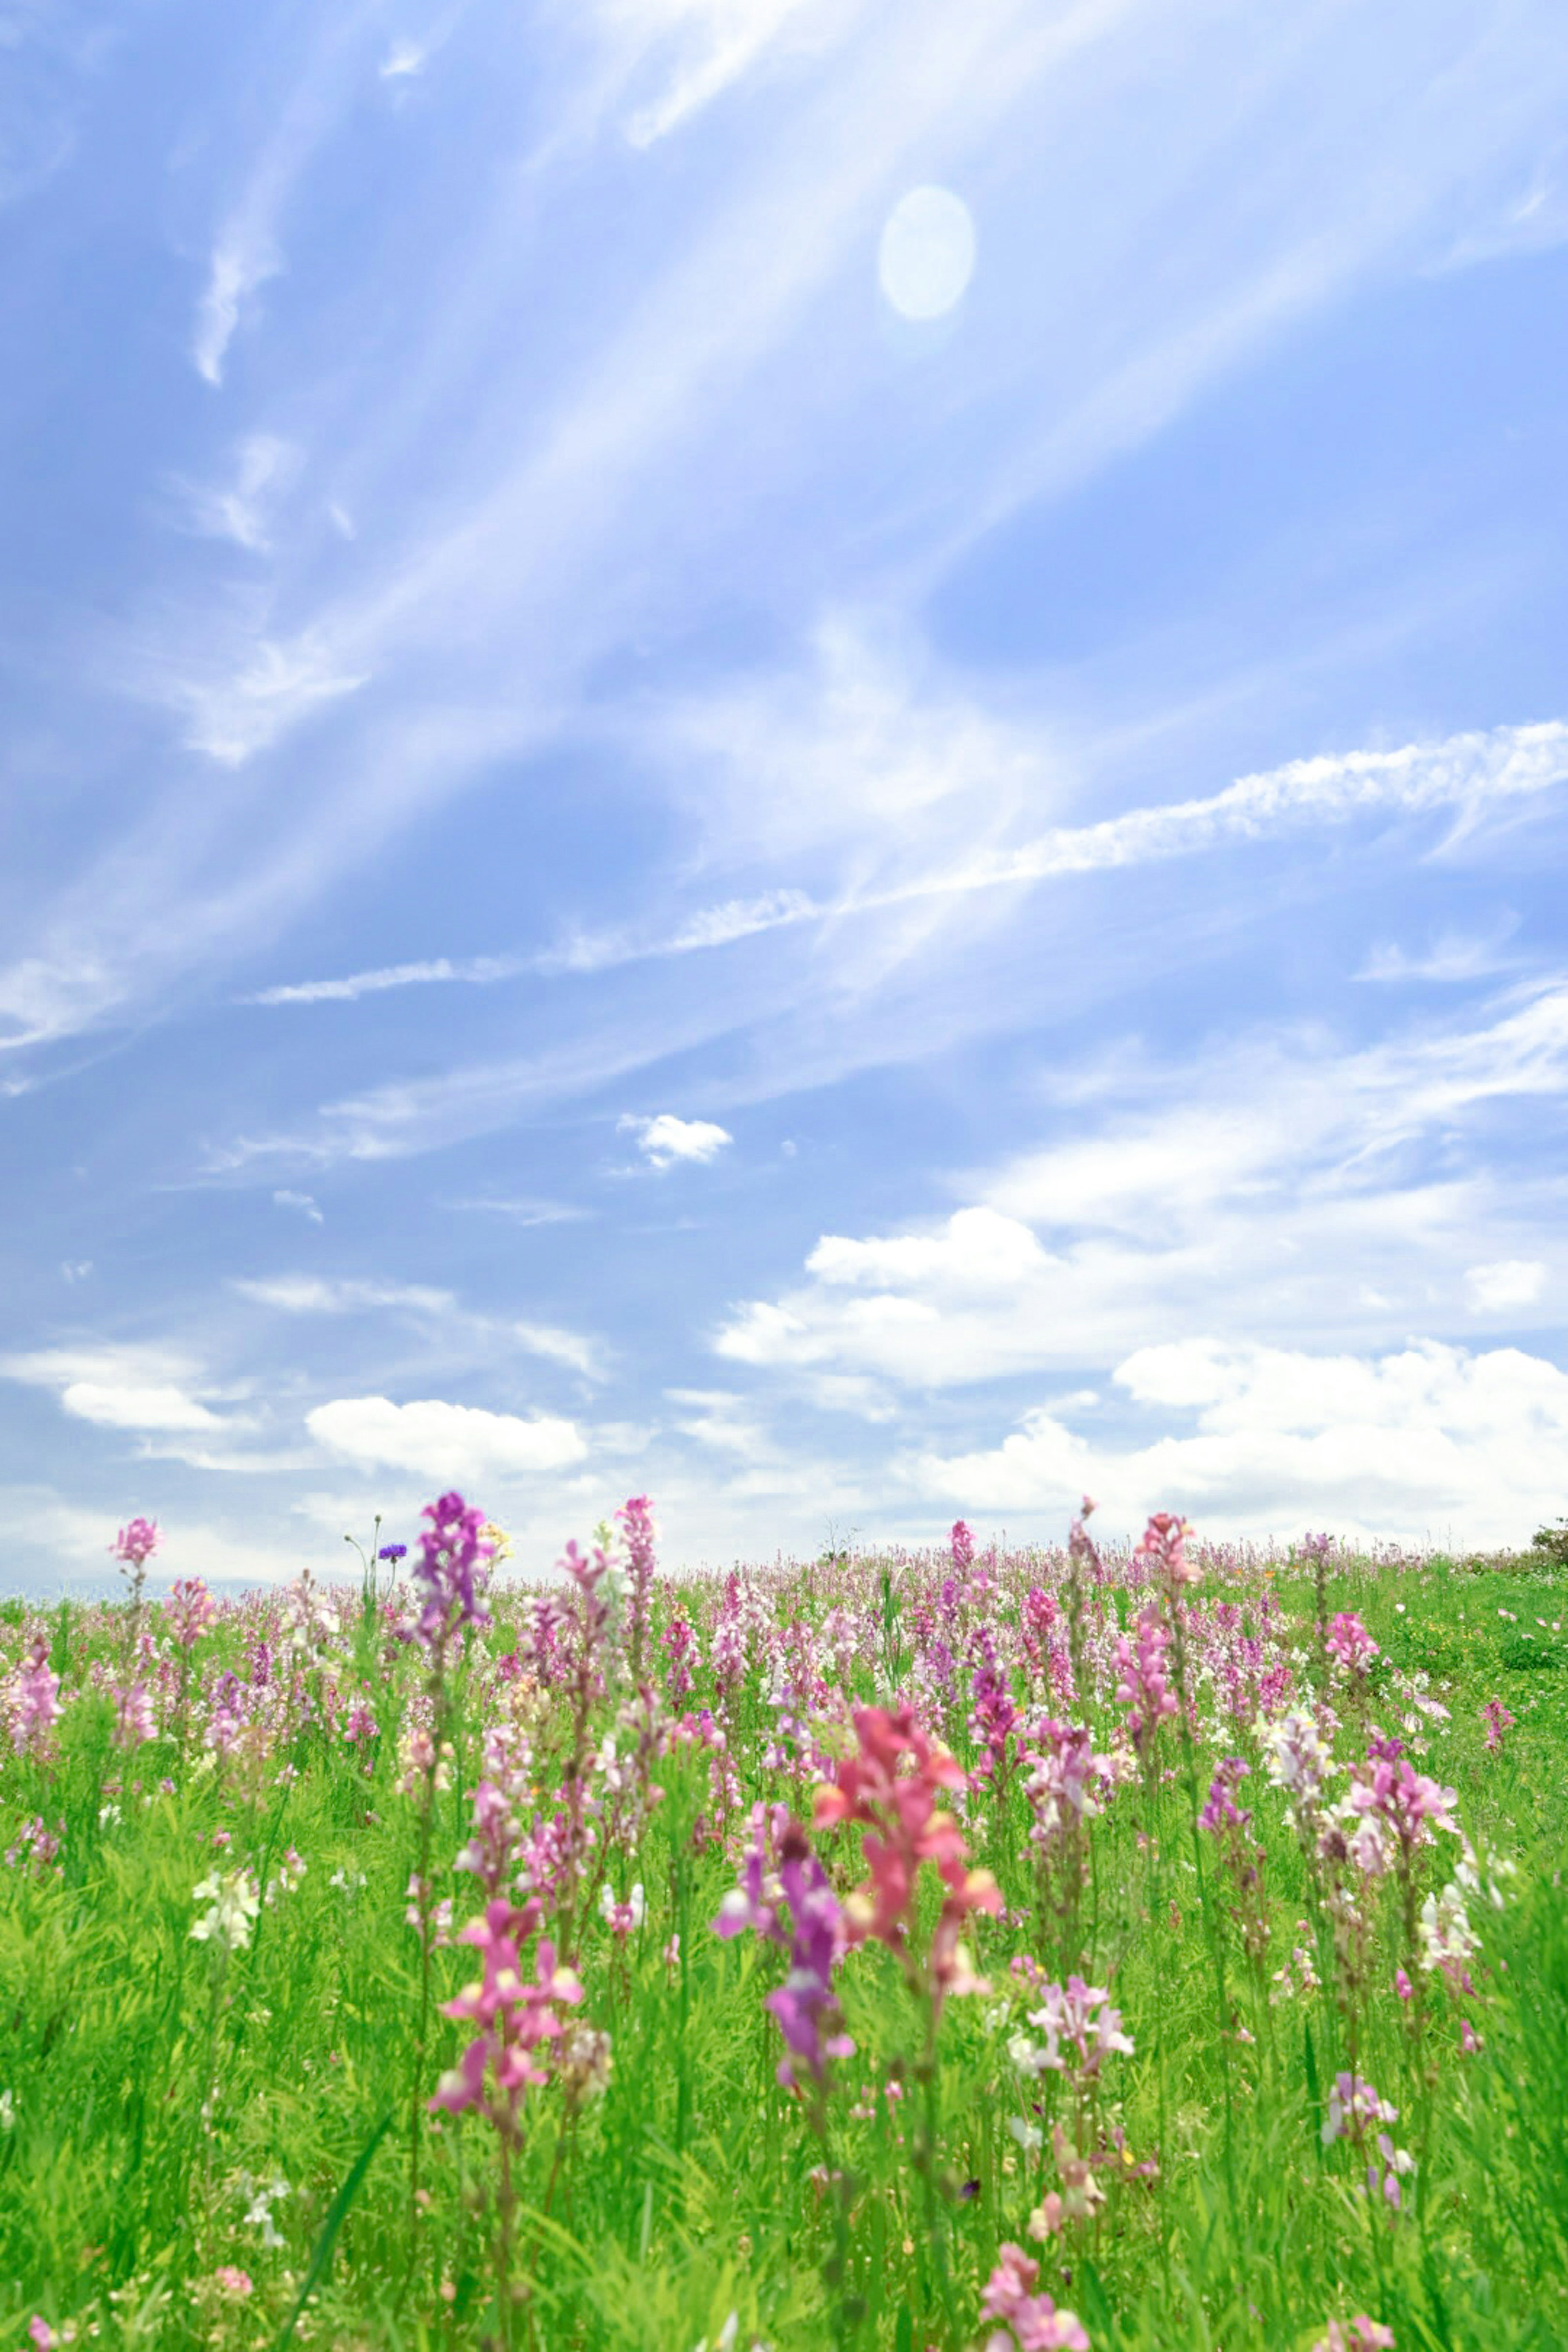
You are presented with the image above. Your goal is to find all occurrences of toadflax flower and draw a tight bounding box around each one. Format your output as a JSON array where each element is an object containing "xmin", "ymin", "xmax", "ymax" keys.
[
  {"xmin": 979, "ymin": 2242, "xmax": 1091, "ymax": 2350},
  {"xmin": 412, "ymin": 1491, "xmax": 494, "ymax": 1656},
  {"xmin": 430, "ymin": 1897, "xmax": 583, "ymax": 2131},
  {"xmin": 716, "ymin": 1816, "xmax": 855, "ymax": 2091},
  {"xmin": 191, "ymin": 1868, "xmax": 261, "ymax": 1954},
  {"xmin": 811, "ymin": 1704, "xmax": 1000, "ymax": 2011}
]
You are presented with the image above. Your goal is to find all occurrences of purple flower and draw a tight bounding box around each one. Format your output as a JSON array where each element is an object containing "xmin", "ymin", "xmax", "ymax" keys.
[
  {"xmin": 715, "ymin": 1815, "xmax": 853, "ymax": 2090},
  {"xmin": 1199, "ymin": 1756, "xmax": 1252, "ymax": 1835},
  {"xmin": 378, "ymin": 1542, "xmax": 408, "ymax": 1564},
  {"xmin": 412, "ymin": 1492, "xmax": 494, "ymax": 1654}
]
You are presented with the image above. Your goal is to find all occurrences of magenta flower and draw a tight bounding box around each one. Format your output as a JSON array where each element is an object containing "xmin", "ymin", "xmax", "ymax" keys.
[
  {"xmin": 980, "ymin": 2243, "xmax": 1091, "ymax": 2351},
  {"xmin": 950, "ymin": 1519, "xmax": 976, "ymax": 1577},
  {"xmin": 1112, "ymin": 1606, "xmax": 1178, "ymax": 1754},
  {"xmin": 1480, "ymin": 1697, "xmax": 1515, "ymax": 1752},
  {"xmin": 1326, "ymin": 1612, "xmax": 1379, "ymax": 1677},
  {"xmin": 1311, "ymin": 2321, "xmax": 1394, "ymax": 2352},
  {"xmin": 1348, "ymin": 1747, "xmax": 1457, "ymax": 1854},
  {"xmin": 430, "ymin": 1897, "xmax": 582, "ymax": 2132}
]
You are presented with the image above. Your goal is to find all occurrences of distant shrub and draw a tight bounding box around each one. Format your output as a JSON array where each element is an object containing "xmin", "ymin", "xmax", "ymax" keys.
[{"xmin": 1529, "ymin": 1518, "xmax": 1568, "ymax": 1568}]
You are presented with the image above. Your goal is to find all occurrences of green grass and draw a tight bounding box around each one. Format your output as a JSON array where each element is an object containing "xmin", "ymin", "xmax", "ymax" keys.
[{"xmin": 1, "ymin": 1537, "xmax": 1566, "ymax": 2351}]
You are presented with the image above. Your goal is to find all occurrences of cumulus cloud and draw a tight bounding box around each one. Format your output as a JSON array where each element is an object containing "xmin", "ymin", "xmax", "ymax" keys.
[
  {"xmin": 306, "ymin": 1395, "xmax": 588, "ymax": 1481},
  {"xmin": 907, "ymin": 1339, "xmax": 1568, "ymax": 1546},
  {"xmin": 619, "ymin": 1111, "xmax": 733, "ymax": 1167}
]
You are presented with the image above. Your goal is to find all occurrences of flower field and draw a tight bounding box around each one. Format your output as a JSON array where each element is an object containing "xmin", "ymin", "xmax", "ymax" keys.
[{"xmin": 2, "ymin": 1502, "xmax": 1566, "ymax": 2352}]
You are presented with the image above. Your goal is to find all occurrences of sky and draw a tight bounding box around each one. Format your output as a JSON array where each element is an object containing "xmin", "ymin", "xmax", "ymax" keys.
[{"xmin": 3, "ymin": 0, "xmax": 1568, "ymax": 1587}]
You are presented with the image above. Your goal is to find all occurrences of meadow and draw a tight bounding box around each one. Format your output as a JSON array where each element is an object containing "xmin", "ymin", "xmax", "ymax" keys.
[{"xmin": 1, "ymin": 1499, "xmax": 1565, "ymax": 2352}]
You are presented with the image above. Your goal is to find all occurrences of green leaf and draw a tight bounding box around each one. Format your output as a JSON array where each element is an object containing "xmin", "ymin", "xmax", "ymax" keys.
[{"xmin": 267, "ymin": 2108, "xmax": 393, "ymax": 2352}]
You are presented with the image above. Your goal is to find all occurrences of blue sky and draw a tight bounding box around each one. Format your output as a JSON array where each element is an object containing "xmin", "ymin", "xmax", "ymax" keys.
[{"xmin": 4, "ymin": 0, "xmax": 1568, "ymax": 1584}]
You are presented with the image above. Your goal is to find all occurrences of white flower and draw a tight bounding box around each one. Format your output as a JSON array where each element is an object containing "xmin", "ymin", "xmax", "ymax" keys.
[
  {"xmin": 1418, "ymin": 1884, "xmax": 1479, "ymax": 1976},
  {"xmin": 238, "ymin": 2171, "xmax": 291, "ymax": 2248},
  {"xmin": 1008, "ymin": 2031, "xmax": 1051, "ymax": 2078},
  {"xmin": 191, "ymin": 1869, "xmax": 261, "ymax": 1953},
  {"xmin": 1008, "ymin": 2115, "xmax": 1044, "ymax": 2153},
  {"xmin": 0, "ymin": 2087, "xmax": 14, "ymax": 2131}
]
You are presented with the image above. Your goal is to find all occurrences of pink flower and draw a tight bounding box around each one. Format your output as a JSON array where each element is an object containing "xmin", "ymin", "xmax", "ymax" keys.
[
  {"xmin": 111, "ymin": 1680, "xmax": 156, "ymax": 1752},
  {"xmin": 1480, "ymin": 1697, "xmax": 1515, "ymax": 1752},
  {"xmin": 617, "ymin": 1494, "xmax": 657, "ymax": 1675},
  {"xmin": 980, "ymin": 2243, "xmax": 1091, "ymax": 2351},
  {"xmin": 1112, "ymin": 1606, "xmax": 1178, "ymax": 1754},
  {"xmin": 213, "ymin": 2267, "xmax": 253, "ymax": 2299},
  {"xmin": 1459, "ymin": 2018, "xmax": 1482, "ymax": 2055},
  {"xmin": 430, "ymin": 1898, "xmax": 582, "ymax": 2136},
  {"xmin": 11, "ymin": 1637, "xmax": 62, "ymax": 1756},
  {"xmin": 109, "ymin": 1517, "xmax": 160, "ymax": 1569},
  {"xmin": 812, "ymin": 1706, "xmax": 1000, "ymax": 2007},
  {"xmin": 1348, "ymin": 1746, "xmax": 1456, "ymax": 1854},
  {"xmin": 1326, "ymin": 1613, "xmax": 1379, "ymax": 1677},
  {"xmin": 1134, "ymin": 1511, "xmax": 1198, "ymax": 1597},
  {"xmin": 166, "ymin": 1578, "xmax": 216, "ymax": 1649},
  {"xmin": 1311, "ymin": 2321, "xmax": 1394, "ymax": 2352}
]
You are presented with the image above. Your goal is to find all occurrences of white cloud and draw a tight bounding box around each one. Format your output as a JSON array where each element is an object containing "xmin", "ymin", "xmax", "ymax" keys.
[
  {"xmin": 307, "ymin": 1394, "xmax": 588, "ymax": 1481},
  {"xmin": 191, "ymin": 235, "xmax": 283, "ymax": 388},
  {"xmin": 248, "ymin": 955, "xmax": 524, "ymax": 1007},
  {"xmin": 380, "ymin": 37, "xmax": 429, "ymax": 78},
  {"xmin": 1465, "ymin": 1259, "xmax": 1547, "ymax": 1314},
  {"xmin": 60, "ymin": 1381, "xmax": 223, "ymax": 1433},
  {"xmin": 233, "ymin": 1274, "xmax": 454, "ymax": 1315},
  {"xmin": 619, "ymin": 1111, "xmax": 733, "ymax": 1167},
  {"xmin": 906, "ymin": 1339, "xmax": 1568, "ymax": 1548},
  {"xmin": 716, "ymin": 982, "xmax": 1568, "ymax": 1384},
  {"xmin": 445, "ymin": 1196, "xmax": 590, "ymax": 1227},
  {"xmin": 174, "ymin": 435, "xmax": 298, "ymax": 552},
  {"xmin": 60, "ymin": 1259, "xmax": 93, "ymax": 1283},
  {"xmin": 612, "ymin": 0, "xmax": 845, "ymax": 148},
  {"xmin": 273, "ymin": 1188, "xmax": 325, "ymax": 1223},
  {"xmin": 514, "ymin": 1323, "xmax": 604, "ymax": 1379},
  {"xmin": 666, "ymin": 1385, "xmax": 773, "ymax": 1454},
  {"xmin": 1356, "ymin": 922, "xmax": 1521, "ymax": 985}
]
